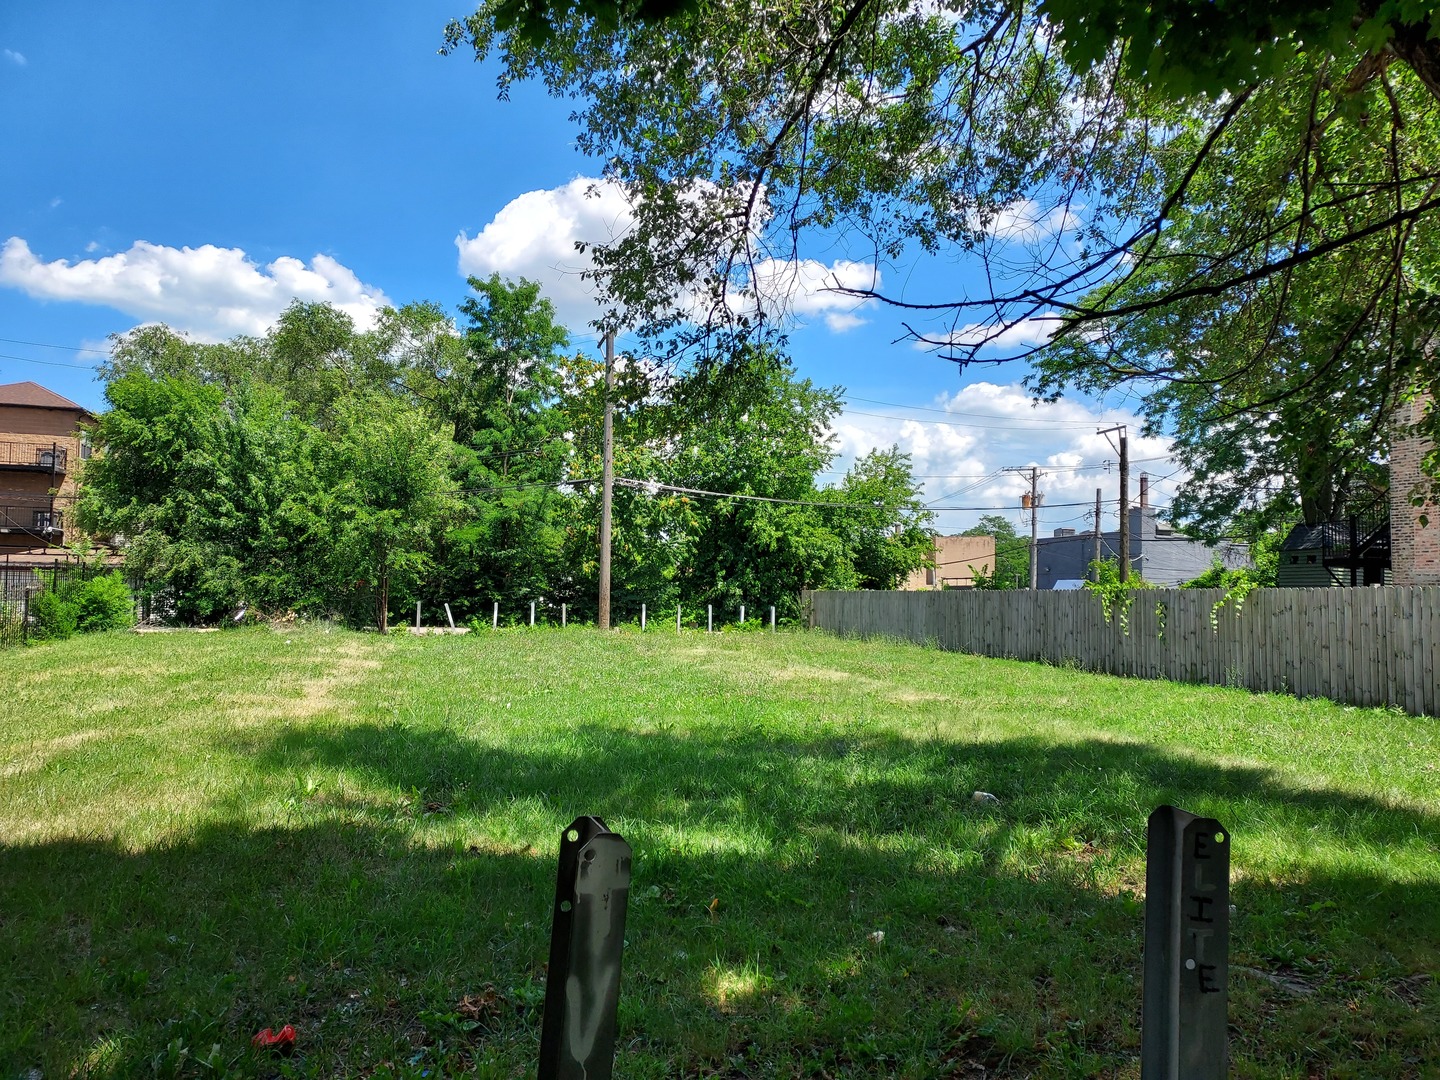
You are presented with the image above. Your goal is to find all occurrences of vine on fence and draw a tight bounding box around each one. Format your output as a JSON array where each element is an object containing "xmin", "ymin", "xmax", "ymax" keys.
[
  {"xmin": 1083, "ymin": 559, "xmax": 1154, "ymax": 636},
  {"xmin": 1208, "ymin": 576, "xmax": 1260, "ymax": 633}
]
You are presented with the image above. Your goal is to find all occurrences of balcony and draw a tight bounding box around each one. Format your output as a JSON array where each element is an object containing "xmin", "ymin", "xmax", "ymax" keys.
[
  {"xmin": 0, "ymin": 442, "xmax": 68, "ymax": 473},
  {"xmin": 1321, "ymin": 500, "xmax": 1390, "ymax": 585},
  {"xmin": 0, "ymin": 505, "xmax": 63, "ymax": 536}
]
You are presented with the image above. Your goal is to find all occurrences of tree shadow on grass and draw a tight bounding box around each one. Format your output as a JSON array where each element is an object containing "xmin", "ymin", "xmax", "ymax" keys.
[{"xmin": 2, "ymin": 723, "xmax": 1437, "ymax": 1078}]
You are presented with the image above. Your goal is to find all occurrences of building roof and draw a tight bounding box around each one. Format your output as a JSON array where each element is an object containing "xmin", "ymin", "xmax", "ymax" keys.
[
  {"xmin": 1280, "ymin": 522, "xmax": 1346, "ymax": 551},
  {"xmin": 0, "ymin": 381, "xmax": 92, "ymax": 415}
]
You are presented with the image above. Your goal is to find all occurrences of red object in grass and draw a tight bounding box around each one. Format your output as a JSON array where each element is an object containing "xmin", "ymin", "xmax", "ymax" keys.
[{"xmin": 252, "ymin": 1025, "xmax": 297, "ymax": 1053}]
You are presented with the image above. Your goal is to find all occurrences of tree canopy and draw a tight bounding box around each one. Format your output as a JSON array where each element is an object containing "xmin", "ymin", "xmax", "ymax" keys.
[
  {"xmin": 445, "ymin": 0, "xmax": 1440, "ymax": 538},
  {"xmin": 81, "ymin": 286, "xmax": 934, "ymax": 626}
]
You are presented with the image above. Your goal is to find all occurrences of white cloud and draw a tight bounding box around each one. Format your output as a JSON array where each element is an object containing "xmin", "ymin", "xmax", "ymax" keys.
[
  {"xmin": 743, "ymin": 257, "xmax": 880, "ymax": 332},
  {"xmin": 915, "ymin": 313, "xmax": 1063, "ymax": 354},
  {"xmin": 987, "ymin": 198, "xmax": 1080, "ymax": 243},
  {"xmin": 456, "ymin": 177, "xmax": 634, "ymax": 332},
  {"xmin": 3, "ymin": 49, "xmax": 26, "ymax": 67},
  {"xmin": 0, "ymin": 237, "xmax": 392, "ymax": 340},
  {"xmin": 457, "ymin": 176, "xmax": 880, "ymax": 334},
  {"xmin": 827, "ymin": 381, "xmax": 1181, "ymax": 534}
]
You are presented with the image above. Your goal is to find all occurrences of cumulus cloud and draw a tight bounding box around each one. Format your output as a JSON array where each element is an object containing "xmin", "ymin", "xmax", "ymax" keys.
[
  {"xmin": 987, "ymin": 198, "xmax": 1081, "ymax": 243},
  {"xmin": 456, "ymin": 176, "xmax": 880, "ymax": 333},
  {"xmin": 745, "ymin": 258, "xmax": 880, "ymax": 332},
  {"xmin": 456, "ymin": 177, "xmax": 633, "ymax": 331},
  {"xmin": 3, "ymin": 49, "xmax": 26, "ymax": 67},
  {"xmin": 915, "ymin": 313, "xmax": 1063, "ymax": 354},
  {"xmin": 0, "ymin": 237, "xmax": 392, "ymax": 340},
  {"xmin": 827, "ymin": 381, "xmax": 1179, "ymax": 534}
]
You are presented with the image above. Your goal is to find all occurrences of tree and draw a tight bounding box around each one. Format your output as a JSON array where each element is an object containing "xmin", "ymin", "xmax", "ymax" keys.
[
  {"xmin": 429, "ymin": 275, "xmax": 576, "ymax": 617},
  {"xmin": 321, "ymin": 394, "xmax": 462, "ymax": 632},
  {"xmin": 826, "ymin": 447, "xmax": 935, "ymax": 589},
  {"xmin": 77, "ymin": 374, "xmax": 326, "ymax": 622},
  {"xmin": 447, "ymin": 0, "xmax": 1440, "ymax": 532},
  {"xmin": 962, "ymin": 515, "xmax": 1027, "ymax": 590}
]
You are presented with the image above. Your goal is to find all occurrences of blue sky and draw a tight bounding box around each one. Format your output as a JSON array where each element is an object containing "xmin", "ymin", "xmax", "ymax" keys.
[{"xmin": 0, "ymin": 0, "xmax": 1176, "ymax": 534}]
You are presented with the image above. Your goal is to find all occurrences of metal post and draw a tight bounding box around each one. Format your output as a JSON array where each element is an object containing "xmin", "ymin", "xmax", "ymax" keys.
[
  {"xmin": 707, "ymin": 604, "xmax": 712, "ymax": 633},
  {"xmin": 1142, "ymin": 805, "xmax": 1229, "ymax": 1079},
  {"xmin": 22, "ymin": 590, "xmax": 29, "ymax": 644},
  {"xmin": 445, "ymin": 603, "xmax": 455, "ymax": 628},
  {"xmin": 415, "ymin": 601, "xmax": 422, "ymax": 629},
  {"xmin": 531, "ymin": 601, "xmax": 536, "ymax": 627},
  {"xmin": 562, "ymin": 603, "xmax": 567, "ymax": 628},
  {"xmin": 640, "ymin": 603, "xmax": 646, "ymax": 630},
  {"xmin": 538, "ymin": 816, "xmax": 632, "ymax": 1080},
  {"xmin": 770, "ymin": 605, "xmax": 776, "ymax": 631},
  {"xmin": 493, "ymin": 602, "xmax": 499, "ymax": 629},
  {"xmin": 739, "ymin": 604, "xmax": 745, "ymax": 625},
  {"xmin": 676, "ymin": 605, "xmax": 681, "ymax": 633}
]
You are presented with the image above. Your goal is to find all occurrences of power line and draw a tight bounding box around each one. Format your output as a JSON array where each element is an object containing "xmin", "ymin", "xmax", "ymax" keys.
[
  {"xmin": 0, "ymin": 337, "xmax": 108, "ymax": 355},
  {"xmin": 0, "ymin": 351, "xmax": 99, "ymax": 371},
  {"xmin": 841, "ymin": 394, "xmax": 1113, "ymax": 427}
]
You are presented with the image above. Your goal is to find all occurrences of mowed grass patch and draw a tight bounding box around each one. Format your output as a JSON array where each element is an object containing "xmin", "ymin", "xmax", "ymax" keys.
[{"xmin": 1, "ymin": 626, "xmax": 1436, "ymax": 1078}]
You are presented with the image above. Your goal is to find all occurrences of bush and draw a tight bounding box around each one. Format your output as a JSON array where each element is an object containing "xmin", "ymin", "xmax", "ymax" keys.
[
  {"xmin": 29, "ymin": 588, "xmax": 77, "ymax": 641},
  {"xmin": 70, "ymin": 572, "xmax": 137, "ymax": 633},
  {"xmin": 24, "ymin": 571, "xmax": 135, "ymax": 643}
]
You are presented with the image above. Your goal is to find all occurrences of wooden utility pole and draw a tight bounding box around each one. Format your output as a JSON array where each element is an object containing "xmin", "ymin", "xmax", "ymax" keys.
[
  {"xmin": 598, "ymin": 330, "xmax": 616, "ymax": 630},
  {"xmin": 1028, "ymin": 467, "xmax": 1039, "ymax": 590},
  {"xmin": 1093, "ymin": 487, "xmax": 1103, "ymax": 580},
  {"xmin": 1005, "ymin": 465, "xmax": 1042, "ymax": 590},
  {"xmin": 1099, "ymin": 425, "xmax": 1130, "ymax": 582}
]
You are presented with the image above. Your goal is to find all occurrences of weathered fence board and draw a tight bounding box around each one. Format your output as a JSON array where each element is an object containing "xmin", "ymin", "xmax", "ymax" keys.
[{"xmin": 804, "ymin": 587, "xmax": 1440, "ymax": 717}]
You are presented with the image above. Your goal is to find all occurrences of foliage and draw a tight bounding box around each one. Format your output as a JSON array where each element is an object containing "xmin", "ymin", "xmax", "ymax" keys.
[
  {"xmin": 1183, "ymin": 527, "xmax": 1285, "ymax": 591},
  {"xmin": 429, "ymin": 276, "xmax": 574, "ymax": 618},
  {"xmin": 88, "ymin": 280, "xmax": 932, "ymax": 626},
  {"xmin": 446, "ymin": 0, "xmax": 1440, "ymax": 537},
  {"xmin": 1083, "ymin": 557, "xmax": 1152, "ymax": 632},
  {"xmin": 321, "ymin": 394, "xmax": 463, "ymax": 632},
  {"xmin": 962, "ymin": 514, "xmax": 1027, "ymax": 590},
  {"xmin": 27, "ymin": 588, "xmax": 78, "ymax": 641},
  {"xmin": 78, "ymin": 375, "xmax": 328, "ymax": 623},
  {"xmin": 22, "ymin": 570, "xmax": 134, "ymax": 642},
  {"xmin": 69, "ymin": 572, "xmax": 137, "ymax": 634},
  {"xmin": 825, "ymin": 447, "xmax": 935, "ymax": 589}
]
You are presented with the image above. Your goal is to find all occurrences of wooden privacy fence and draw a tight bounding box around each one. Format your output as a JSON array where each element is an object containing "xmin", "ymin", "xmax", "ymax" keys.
[{"xmin": 803, "ymin": 587, "xmax": 1440, "ymax": 717}]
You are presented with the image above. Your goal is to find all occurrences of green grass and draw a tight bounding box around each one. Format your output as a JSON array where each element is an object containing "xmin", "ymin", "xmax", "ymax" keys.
[{"xmin": 1, "ymin": 626, "xmax": 1437, "ymax": 1079}]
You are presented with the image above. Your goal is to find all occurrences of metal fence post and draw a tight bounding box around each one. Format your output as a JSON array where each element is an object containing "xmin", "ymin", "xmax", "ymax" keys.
[
  {"xmin": 493, "ymin": 601, "xmax": 499, "ymax": 629},
  {"xmin": 1142, "ymin": 804, "xmax": 1229, "ymax": 1079},
  {"xmin": 641, "ymin": 603, "xmax": 646, "ymax": 630},
  {"xmin": 538, "ymin": 816, "xmax": 632, "ymax": 1080}
]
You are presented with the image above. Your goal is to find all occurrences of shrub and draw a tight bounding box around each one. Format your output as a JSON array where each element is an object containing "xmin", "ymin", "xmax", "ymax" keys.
[
  {"xmin": 70, "ymin": 572, "xmax": 136, "ymax": 633},
  {"xmin": 29, "ymin": 588, "xmax": 77, "ymax": 641}
]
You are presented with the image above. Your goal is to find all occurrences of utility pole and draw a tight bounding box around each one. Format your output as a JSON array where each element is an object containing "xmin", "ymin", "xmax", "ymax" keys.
[
  {"xmin": 1093, "ymin": 487, "xmax": 1103, "ymax": 581},
  {"xmin": 1005, "ymin": 465, "xmax": 1043, "ymax": 590},
  {"xmin": 598, "ymin": 330, "xmax": 616, "ymax": 630},
  {"xmin": 1099, "ymin": 425, "xmax": 1130, "ymax": 582}
]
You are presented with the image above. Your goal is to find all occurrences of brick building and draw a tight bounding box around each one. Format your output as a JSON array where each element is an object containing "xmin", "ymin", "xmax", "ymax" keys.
[
  {"xmin": 1389, "ymin": 395, "xmax": 1440, "ymax": 586},
  {"xmin": 0, "ymin": 381, "xmax": 94, "ymax": 570}
]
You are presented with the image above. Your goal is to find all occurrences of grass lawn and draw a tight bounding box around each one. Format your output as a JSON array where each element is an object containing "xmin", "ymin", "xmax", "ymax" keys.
[{"xmin": 1, "ymin": 626, "xmax": 1437, "ymax": 1079}]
